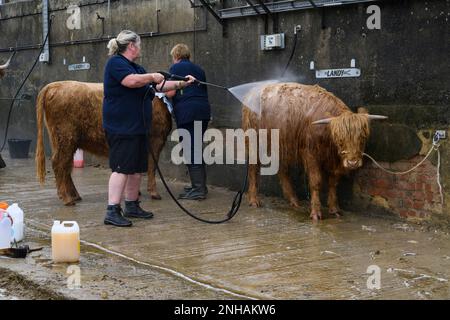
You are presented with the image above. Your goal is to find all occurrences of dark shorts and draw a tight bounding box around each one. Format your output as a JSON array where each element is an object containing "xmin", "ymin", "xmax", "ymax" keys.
[{"xmin": 106, "ymin": 133, "xmax": 148, "ymax": 174}]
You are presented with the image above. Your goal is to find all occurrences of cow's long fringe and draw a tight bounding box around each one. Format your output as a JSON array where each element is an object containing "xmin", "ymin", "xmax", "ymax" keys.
[{"xmin": 329, "ymin": 112, "xmax": 370, "ymax": 150}]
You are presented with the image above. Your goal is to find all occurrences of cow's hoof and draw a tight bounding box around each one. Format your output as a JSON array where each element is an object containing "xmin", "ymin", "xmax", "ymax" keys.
[
  {"xmin": 64, "ymin": 200, "xmax": 77, "ymax": 206},
  {"xmin": 310, "ymin": 211, "xmax": 322, "ymax": 221},
  {"xmin": 248, "ymin": 198, "xmax": 262, "ymax": 208},
  {"xmin": 74, "ymin": 196, "xmax": 82, "ymax": 202},
  {"xmin": 151, "ymin": 193, "xmax": 162, "ymax": 200},
  {"xmin": 329, "ymin": 208, "xmax": 342, "ymax": 218},
  {"xmin": 289, "ymin": 199, "xmax": 301, "ymax": 208}
]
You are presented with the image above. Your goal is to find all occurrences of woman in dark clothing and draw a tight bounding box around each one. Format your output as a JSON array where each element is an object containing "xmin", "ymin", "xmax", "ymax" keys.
[
  {"xmin": 103, "ymin": 31, "xmax": 195, "ymax": 227},
  {"xmin": 166, "ymin": 44, "xmax": 211, "ymax": 200}
]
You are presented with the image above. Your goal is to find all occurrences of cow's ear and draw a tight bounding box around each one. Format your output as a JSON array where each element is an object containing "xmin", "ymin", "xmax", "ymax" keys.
[
  {"xmin": 312, "ymin": 117, "xmax": 334, "ymax": 125},
  {"xmin": 357, "ymin": 107, "xmax": 369, "ymax": 114}
]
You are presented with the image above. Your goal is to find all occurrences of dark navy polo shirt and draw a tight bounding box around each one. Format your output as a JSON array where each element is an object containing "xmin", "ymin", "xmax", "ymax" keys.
[
  {"xmin": 103, "ymin": 54, "xmax": 154, "ymax": 135},
  {"xmin": 169, "ymin": 59, "xmax": 211, "ymax": 126}
]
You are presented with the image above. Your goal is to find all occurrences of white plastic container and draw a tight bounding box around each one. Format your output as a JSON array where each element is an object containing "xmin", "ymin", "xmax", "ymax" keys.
[
  {"xmin": 51, "ymin": 221, "xmax": 80, "ymax": 263},
  {"xmin": 6, "ymin": 203, "xmax": 24, "ymax": 242},
  {"xmin": 73, "ymin": 149, "xmax": 84, "ymax": 168},
  {"xmin": 0, "ymin": 212, "xmax": 12, "ymax": 249}
]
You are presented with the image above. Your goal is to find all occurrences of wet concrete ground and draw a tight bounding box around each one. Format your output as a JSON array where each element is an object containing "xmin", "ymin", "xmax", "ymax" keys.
[{"xmin": 0, "ymin": 156, "xmax": 449, "ymax": 299}]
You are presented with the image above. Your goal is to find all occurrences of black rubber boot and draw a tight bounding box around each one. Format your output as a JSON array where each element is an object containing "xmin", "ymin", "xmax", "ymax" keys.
[
  {"xmin": 0, "ymin": 154, "xmax": 5, "ymax": 169},
  {"xmin": 184, "ymin": 182, "xmax": 208, "ymax": 194},
  {"xmin": 179, "ymin": 165, "xmax": 207, "ymax": 200},
  {"xmin": 104, "ymin": 204, "xmax": 132, "ymax": 227},
  {"xmin": 182, "ymin": 165, "xmax": 194, "ymax": 193},
  {"xmin": 124, "ymin": 200, "xmax": 154, "ymax": 219}
]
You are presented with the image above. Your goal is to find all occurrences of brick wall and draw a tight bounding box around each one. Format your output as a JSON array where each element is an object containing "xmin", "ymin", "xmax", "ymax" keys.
[{"xmin": 354, "ymin": 155, "xmax": 443, "ymax": 219}]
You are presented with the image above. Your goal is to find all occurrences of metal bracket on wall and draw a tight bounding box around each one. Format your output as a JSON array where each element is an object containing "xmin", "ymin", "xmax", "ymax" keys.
[
  {"xmin": 245, "ymin": 0, "xmax": 263, "ymax": 16},
  {"xmin": 245, "ymin": 0, "xmax": 275, "ymax": 33},
  {"xmin": 255, "ymin": 0, "xmax": 273, "ymax": 17},
  {"xmin": 308, "ymin": 0, "xmax": 318, "ymax": 8},
  {"xmin": 96, "ymin": 13, "xmax": 105, "ymax": 37},
  {"xmin": 196, "ymin": 0, "xmax": 227, "ymax": 37},
  {"xmin": 218, "ymin": 0, "xmax": 379, "ymax": 19},
  {"xmin": 197, "ymin": 0, "xmax": 224, "ymax": 26},
  {"xmin": 256, "ymin": 0, "xmax": 280, "ymax": 33}
]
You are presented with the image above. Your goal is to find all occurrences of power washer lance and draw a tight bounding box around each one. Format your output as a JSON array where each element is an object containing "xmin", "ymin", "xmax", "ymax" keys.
[
  {"xmin": 157, "ymin": 71, "xmax": 230, "ymax": 91},
  {"xmin": 142, "ymin": 71, "xmax": 247, "ymax": 224}
]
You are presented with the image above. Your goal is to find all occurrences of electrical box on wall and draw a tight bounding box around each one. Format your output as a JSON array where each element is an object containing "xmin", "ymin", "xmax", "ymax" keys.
[{"xmin": 260, "ymin": 33, "xmax": 285, "ymax": 51}]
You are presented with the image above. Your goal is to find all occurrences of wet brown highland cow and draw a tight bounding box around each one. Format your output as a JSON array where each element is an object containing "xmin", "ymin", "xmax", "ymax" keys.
[
  {"xmin": 35, "ymin": 81, "xmax": 172, "ymax": 205},
  {"xmin": 242, "ymin": 82, "xmax": 386, "ymax": 221}
]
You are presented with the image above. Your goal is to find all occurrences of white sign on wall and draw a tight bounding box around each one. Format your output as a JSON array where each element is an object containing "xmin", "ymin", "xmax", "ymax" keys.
[
  {"xmin": 367, "ymin": 5, "xmax": 381, "ymax": 30},
  {"xmin": 66, "ymin": 4, "xmax": 81, "ymax": 30},
  {"xmin": 68, "ymin": 63, "xmax": 90, "ymax": 71},
  {"xmin": 315, "ymin": 68, "xmax": 361, "ymax": 79}
]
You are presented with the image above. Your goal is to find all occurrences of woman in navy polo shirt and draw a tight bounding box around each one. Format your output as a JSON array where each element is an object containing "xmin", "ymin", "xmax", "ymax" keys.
[
  {"xmin": 103, "ymin": 31, "xmax": 195, "ymax": 227},
  {"xmin": 166, "ymin": 44, "xmax": 211, "ymax": 200}
]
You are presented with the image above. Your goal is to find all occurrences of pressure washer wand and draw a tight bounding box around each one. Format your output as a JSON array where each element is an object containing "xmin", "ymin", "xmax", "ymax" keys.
[
  {"xmin": 195, "ymin": 80, "xmax": 229, "ymax": 90},
  {"xmin": 158, "ymin": 71, "xmax": 229, "ymax": 91}
]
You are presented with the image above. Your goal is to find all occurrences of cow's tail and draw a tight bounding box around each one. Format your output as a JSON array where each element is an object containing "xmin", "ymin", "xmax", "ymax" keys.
[{"xmin": 35, "ymin": 85, "xmax": 48, "ymax": 185}]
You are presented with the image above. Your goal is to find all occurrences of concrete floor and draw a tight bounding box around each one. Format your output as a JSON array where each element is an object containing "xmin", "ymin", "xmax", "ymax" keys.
[{"xmin": 0, "ymin": 156, "xmax": 449, "ymax": 300}]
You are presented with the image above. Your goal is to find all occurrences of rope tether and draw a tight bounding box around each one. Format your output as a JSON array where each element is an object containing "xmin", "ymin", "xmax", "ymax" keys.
[{"xmin": 363, "ymin": 134, "xmax": 443, "ymax": 204}]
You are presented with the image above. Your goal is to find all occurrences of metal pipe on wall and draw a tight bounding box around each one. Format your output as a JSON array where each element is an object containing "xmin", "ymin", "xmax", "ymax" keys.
[
  {"xmin": 0, "ymin": 28, "xmax": 208, "ymax": 53},
  {"xmin": 0, "ymin": 1, "xmax": 208, "ymax": 53},
  {"xmin": 156, "ymin": 0, "xmax": 160, "ymax": 34},
  {"xmin": 40, "ymin": 0, "xmax": 50, "ymax": 63},
  {"xmin": 0, "ymin": 0, "xmax": 120, "ymax": 21}
]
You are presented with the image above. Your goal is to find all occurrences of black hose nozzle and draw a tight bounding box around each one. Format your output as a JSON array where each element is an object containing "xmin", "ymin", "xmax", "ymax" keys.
[{"xmin": 157, "ymin": 71, "xmax": 190, "ymax": 82}]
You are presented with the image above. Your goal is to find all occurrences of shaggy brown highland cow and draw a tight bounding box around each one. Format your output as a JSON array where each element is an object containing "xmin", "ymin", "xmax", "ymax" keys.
[
  {"xmin": 242, "ymin": 82, "xmax": 386, "ymax": 221},
  {"xmin": 35, "ymin": 81, "xmax": 172, "ymax": 205}
]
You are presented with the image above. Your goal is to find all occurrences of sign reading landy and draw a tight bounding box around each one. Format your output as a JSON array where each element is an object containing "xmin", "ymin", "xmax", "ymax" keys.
[
  {"xmin": 316, "ymin": 68, "xmax": 361, "ymax": 79},
  {"xmin": 68, "ymin": 63, "xmax": 91, "ymax": 71}
]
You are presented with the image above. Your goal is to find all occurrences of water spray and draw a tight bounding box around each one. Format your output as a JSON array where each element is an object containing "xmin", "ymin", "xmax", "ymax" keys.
[
  {"xmin": 144, "ymin": 66, "xmax": 300, "ymax": 223},
  {"xmin": 157, "ymin": 71, "xmax": 275, "ymax": 115}
]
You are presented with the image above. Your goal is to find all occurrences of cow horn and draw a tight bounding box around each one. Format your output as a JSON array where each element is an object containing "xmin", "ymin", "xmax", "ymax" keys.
[
  {"xmin": 312, "ymin": 117, "xmax": 334, "ymax": 125},
  {"xmin": 367, "ymin": 115, "xmax": 388, "ymax": 120},
  {"xmin": 0, "ymin": 52, "xmax": 15, "ymax": 70}
]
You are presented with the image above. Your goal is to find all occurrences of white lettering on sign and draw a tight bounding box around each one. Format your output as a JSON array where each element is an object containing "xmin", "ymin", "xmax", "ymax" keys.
[
  {"xmin": 66, "ymin": 5, "xmax": 81, "ymax": 30},
  {"xmin": 367, "ymin": 5, "xmax": 381, "ymax": 30},
  {"xmin": 68, "ymin": 63, "xmax": 90, "ymax": 71},
  {"xmin": 315, "ymin": 68, "xmax": 361, "ymax": 79}
]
